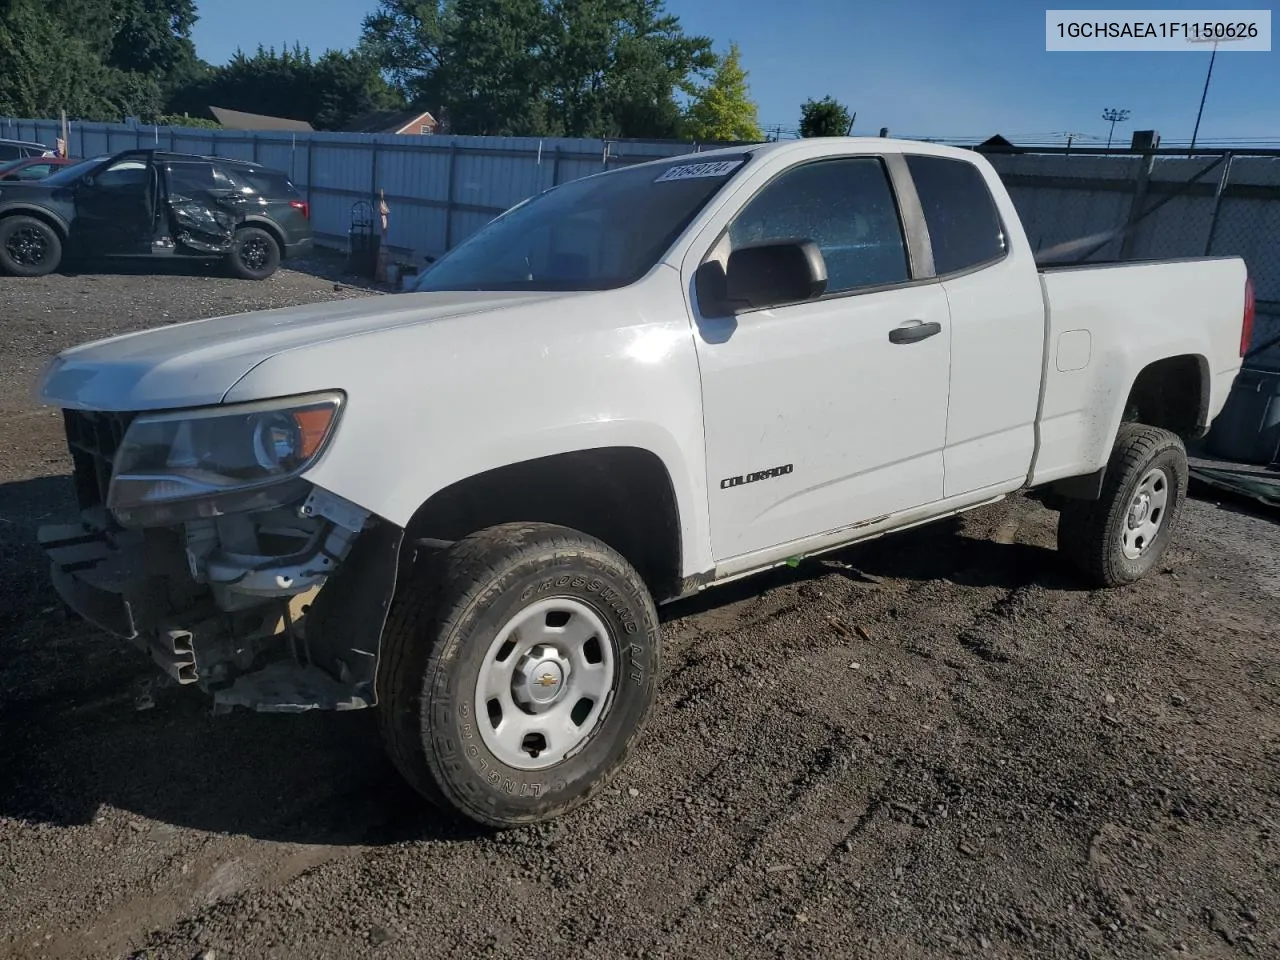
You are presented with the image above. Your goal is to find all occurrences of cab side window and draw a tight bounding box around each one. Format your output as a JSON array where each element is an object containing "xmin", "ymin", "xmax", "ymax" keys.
[
  {"xmin": 167, "ymin": 161, "xmax": 216, "ymax": 196},
  {"xmin": 905, "ymin": 154, "xmax": 1007, "ymax": 275},
  {"xmin": 727, "ymin": 158, "xmax": 910, "ymax": 295},
  {"xmin": 96, "ymin": 159, "xmax": 149, "ymax": 191}
]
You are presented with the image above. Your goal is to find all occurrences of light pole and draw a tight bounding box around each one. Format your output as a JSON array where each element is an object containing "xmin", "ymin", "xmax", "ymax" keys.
[
  {"xmin": 1187, "ymin": 35, "xmax": 1247, "ymax": 153},
  {"xmin": 1102, "ymin": 107, "xmax": 1130, "ymax": 152}
]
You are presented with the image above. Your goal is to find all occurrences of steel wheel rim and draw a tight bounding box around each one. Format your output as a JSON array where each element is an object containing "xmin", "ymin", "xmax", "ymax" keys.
[
  {"xmin": 6, "ymin": 227, "xmax": 47, "ymax": 266},
  {"xmin": 1120, "ymin": 467, "xmax": 1169, "ymax": 560},
  {"xmin": 240, "ymin": 236, "xmax": 269, "ymax": 270},
  {"xmin": 474, "ymin": 596, "xmax": 617, "ymax": 771}
]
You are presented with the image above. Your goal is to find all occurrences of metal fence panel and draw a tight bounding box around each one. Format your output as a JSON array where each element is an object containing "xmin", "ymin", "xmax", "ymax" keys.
[{"xmin": 4, "ymin": 116, "xmax": 1279, "ymax": 361}]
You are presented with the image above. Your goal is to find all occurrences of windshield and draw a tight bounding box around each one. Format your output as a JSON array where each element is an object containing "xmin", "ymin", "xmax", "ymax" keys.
[
  {"xmin": 412, "ymin": 154, "xmax": 751, "ymax": 292},
  {"xmin": 41, "ymin": 156, "xmax": 111, "ymax": 186}
]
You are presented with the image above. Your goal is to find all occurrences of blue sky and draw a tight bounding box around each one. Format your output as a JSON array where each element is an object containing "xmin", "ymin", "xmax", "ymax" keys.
[{"xmin": 191, "ymin": 0, "xmax": 1279, "ymax": 144}]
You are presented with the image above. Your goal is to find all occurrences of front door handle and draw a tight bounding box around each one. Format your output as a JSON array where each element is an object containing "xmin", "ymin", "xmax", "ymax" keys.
[{"xmin": 889, "ymin": 320, "xmax": 942, "ymax": 344}]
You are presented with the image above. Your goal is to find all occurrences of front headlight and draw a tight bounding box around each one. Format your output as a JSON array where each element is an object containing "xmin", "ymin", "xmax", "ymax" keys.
[{"xmin": 107, "ymin": 391, "xmax": 344, "ymax": 526}]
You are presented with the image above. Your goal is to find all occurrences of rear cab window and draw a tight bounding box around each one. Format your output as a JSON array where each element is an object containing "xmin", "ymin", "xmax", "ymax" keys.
[{"xmin": 905, "ymin": 154, "xmax": 1007, "ymax": 275}]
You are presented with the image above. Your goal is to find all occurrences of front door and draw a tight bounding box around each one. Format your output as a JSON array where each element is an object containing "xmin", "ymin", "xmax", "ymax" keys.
[
  {"xmin": 71, "ymin": 154, "xmax": 156, "ymax": 256},
  {"xmin": 689, "ymin": 154, "xmax": 953, "ymax": 563}
]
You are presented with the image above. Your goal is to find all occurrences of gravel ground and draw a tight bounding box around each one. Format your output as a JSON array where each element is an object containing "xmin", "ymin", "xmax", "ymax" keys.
[{"xmin": 1, "ymin": 267, "xmax": 1277, "ymax": 960}]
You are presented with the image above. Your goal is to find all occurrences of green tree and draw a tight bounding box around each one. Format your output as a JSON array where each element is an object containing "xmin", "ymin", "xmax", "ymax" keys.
[
  {"xmin": 360, "ymin": 0, "xmax": 714, "ymax": 139},
  {"xmin": 432, "ymin": 0, "xmax": 551, "ymax": 136},
  {"xmin": 166, "ymin": 44, "xmax": 406, "ymax": 131},
  {"xmin": 0, "ymin": 0, "xmax": 114, "ymax": 120},
  {"xmin": 0, "ymin": 0, "xmax": 201, "ymax": 121},
  {"xmin": 107, "ymin": 0, "xmax": 200, "ymax": 81},
  {"xmin": 799, "ymin": 95, "xmax": 852, "ymax": 138},
  {"xmin": 312, "ymin": 48, "xmax": 406, "ymax": 130},
  {"xmin": 153, "ymin": 113, "xmax": 222, "ymax": 129},
  {"xmin": 683, "ymin": 42, "xmax": 762, "ymax": 143}
]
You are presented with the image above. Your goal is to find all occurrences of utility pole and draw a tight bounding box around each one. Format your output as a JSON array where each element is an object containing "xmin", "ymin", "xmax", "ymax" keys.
[
  {"xmin": 1187, "ymin": 35, "xmax": 1246, "ymax": 153},
  {"xmin": 1060, "ymin": 132, "xmax": 1088, "ymax": 155},
  {"xmin": 845, "ymin": 111, "xmax": 856, "ymax": 136},
  {"xmin": 1102, "ymin": 108, "xmax": 1130, "ymax": 152}
]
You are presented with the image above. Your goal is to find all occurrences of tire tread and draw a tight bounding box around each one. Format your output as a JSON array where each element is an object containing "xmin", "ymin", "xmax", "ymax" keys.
[
  {"xmin": 1058, "ymin": 423, "xmax": 1187, "ymax": 588},
  {"xmin": 376, "ymin": 522, "xmax": 660, "ymax": 828}
]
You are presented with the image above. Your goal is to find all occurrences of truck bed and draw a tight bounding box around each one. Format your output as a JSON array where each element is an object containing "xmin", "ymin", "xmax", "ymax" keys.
[{"xmin": 1029, "ymin": 255, "xmax": 1249, "ymax": 488}]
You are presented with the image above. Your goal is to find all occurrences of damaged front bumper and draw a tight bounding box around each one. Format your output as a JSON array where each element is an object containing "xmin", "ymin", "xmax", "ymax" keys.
[{"xmin": 38, "ymin": 413, "xmax": 403, "ymax": 713}]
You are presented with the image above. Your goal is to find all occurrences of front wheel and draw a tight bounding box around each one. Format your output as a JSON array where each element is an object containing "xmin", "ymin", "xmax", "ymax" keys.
[
  {"xmin": 0, "ymin": 215, "xmax": 63, "ymax": 277},
  {"xmin": 377, "ymin": 522, "xmax": 662, "ymax": 829},
  {"xmin": 227, "ymin": 226, "xmax": 281, "ymax": 280},
  {"xmin": 1057, "ymin": 423, "xmax": 1189, "ymax": 587}
]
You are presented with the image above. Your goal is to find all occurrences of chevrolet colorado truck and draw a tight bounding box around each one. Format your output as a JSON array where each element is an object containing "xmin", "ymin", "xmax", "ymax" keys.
[{"xmin": 34, "ymin": 139, "xmax": 1254, "ymax": 828}]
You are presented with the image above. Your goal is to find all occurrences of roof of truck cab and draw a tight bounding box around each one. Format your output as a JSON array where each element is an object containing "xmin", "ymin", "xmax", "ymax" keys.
[{"xmin": 671, "ymin": 137, "xmax": 982, "ymax": 163}]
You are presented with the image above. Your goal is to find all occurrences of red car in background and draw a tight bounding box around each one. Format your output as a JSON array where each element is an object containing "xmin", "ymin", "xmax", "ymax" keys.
[{"xmin": 0, "ymin": 156, "xmax": 78, "ymax": 182}]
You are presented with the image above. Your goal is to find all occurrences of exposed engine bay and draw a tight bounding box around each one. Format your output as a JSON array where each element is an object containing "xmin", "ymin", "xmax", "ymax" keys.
[{"xmin": 37, "ymin": 407, "xmax": 402, "ymax": 713}]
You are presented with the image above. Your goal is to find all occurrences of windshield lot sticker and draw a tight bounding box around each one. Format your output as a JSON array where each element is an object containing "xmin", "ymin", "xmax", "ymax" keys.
[{"xmin": 655, "ymin": 160, "xmax": 744, "ymax": 182}]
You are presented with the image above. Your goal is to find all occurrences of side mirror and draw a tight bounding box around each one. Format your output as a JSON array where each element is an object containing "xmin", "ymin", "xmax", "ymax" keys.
[{"xmin": 714, "ymin": 240, "xmax": 828, "ymax": 314}]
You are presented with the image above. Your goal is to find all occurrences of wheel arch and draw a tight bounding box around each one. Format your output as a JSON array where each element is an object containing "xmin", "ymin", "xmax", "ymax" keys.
[
  {"xmin": 403, "ymin": 446, "xmax": 685, "ymax": 602},
  {"xmin": 236, "ymin": 216, "xmax": 285, "ymax": 252},
  {"xmin": 1122, "ymin": 353, "xmax": 1211, "ymax": 440},
  {"xmin": 1041, "ymin": 352, "xmax": 1208, "ymax": 504},
  {"xmin": 0, "ymin": 205, "xmax": 70, "ymax": 240}
]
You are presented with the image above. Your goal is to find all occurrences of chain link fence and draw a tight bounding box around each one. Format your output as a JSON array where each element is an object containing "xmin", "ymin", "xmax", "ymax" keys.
[{"xmin": 984, "ymin": 147, "xmax": 1280, "ymax": 367}]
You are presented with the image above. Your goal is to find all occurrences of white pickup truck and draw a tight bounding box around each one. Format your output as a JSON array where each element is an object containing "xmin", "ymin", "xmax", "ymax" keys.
[{"xmin": 35, "ymin": 138, "xmax": 1255, "ymax": 828}]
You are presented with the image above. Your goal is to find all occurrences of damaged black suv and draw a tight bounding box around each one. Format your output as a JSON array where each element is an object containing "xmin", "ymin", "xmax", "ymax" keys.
[{"xmin": 0, "ymin": 149, "xmax": 312, "ymax": 280}]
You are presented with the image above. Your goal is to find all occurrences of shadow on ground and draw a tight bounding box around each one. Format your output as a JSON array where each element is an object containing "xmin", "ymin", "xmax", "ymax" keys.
[
  {"xmin": 0, "ymin": 475, "xmax": 473, "ymax": 847},
  {"xmin": 0, "ymin": 477, "xmax": 1068, "ymax": 847}
]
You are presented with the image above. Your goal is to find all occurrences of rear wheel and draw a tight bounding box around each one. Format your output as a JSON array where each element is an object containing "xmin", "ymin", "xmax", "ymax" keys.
[
  {"xmin": 228, "ymin": 226, "xmax": 280, "ymax": 280},
  {"xmin": 377, "ymin": 522, "xmax": 662, "ymax": 828},
  {"xmin": 0, "ymin": 215, "xmax": 62, "ymax": 277},
  {"xmin": 1057, "ymin": 424, "xmax": 1188, "ymax": 587}
]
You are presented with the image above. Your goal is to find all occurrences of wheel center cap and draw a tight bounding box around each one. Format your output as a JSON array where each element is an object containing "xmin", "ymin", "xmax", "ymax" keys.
[
  {"xmin": 512, "ymin": 644, "xmax": 572, "ymax": 711},
  {"xmin": 1129, "ymin": 495, "xmax": 1150, "ymax": 528},
  {"xmin": 527, "ymin": 661, "xmax": 564, "ymax": 703}
]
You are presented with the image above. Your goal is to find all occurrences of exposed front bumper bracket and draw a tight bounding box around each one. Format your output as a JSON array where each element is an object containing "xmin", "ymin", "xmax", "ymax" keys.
[{"xmin": 40, "ymin": 522, "xmax": 140, "ymax": 640}]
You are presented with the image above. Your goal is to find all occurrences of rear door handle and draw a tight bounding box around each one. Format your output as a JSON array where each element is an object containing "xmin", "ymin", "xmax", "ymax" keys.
[{"xmin": 888, "ymin": 320, "xmax": 942, "ymax": 344}]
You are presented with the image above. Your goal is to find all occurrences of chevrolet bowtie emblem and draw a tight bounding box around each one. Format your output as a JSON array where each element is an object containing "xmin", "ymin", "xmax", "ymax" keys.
[{"xmin": 535, "ymin": 673, "xmax": 559, "ymax": 687}]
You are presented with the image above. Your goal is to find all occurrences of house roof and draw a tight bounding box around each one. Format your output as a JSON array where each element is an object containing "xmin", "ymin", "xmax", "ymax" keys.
[
  {"xmin": 208, "ymin": 106, "xmax": 314, "ymax": 132},
  {"xmin": 343, "ymin": 109, "xmax": 437, "ymax": 134},
  {"xmin": 974, "ymin": 134, "xmax": 1021, "ymax": 153}
]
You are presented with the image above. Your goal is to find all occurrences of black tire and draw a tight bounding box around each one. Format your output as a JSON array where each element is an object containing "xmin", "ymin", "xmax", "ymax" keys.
[
  {"xmin": 377, "ymin": 522, "xmax": 662, "ymax": 829},
  {"xmin": 1057, "ymin": 423, "xmax": 1188, "ymax": 588},
  {"xmin": 228, "ymin": 226, "xmax": 281, "ymax": 280},
  {"xmin": 0, "ymin": 215, "xmax": 62, "ymax": 277}
]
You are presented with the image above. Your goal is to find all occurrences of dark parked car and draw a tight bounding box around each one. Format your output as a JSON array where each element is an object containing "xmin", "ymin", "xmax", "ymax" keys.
[
  {"xmin": 0, "ymin": 138, "xmax": 56, "ymax": 161},
  {"xmin": 0, "ymin": 149, "xmax": 313, "ymax": 280},
  {"xmin": 0, "ymin": 156, "xmax": 78, "ymax": 182}
]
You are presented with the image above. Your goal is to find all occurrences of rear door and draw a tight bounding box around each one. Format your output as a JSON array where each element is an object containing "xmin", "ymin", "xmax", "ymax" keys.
[
  {"xmin": 164, "ymin": 159, "xmax": 237, "ymax": 253},
  {"xmin": 688, "ymin": 153, "xmax": 953, "ymax": 562}
]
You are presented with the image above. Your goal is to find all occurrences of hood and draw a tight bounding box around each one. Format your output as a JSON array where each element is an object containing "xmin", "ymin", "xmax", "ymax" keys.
[
  {"xmin": 0, "ymin": 180, "xmax": 56, "ymax": 199},
  {"xmin": 38, "ymin": 290, "xmax": 581, "ymax": 412}
]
